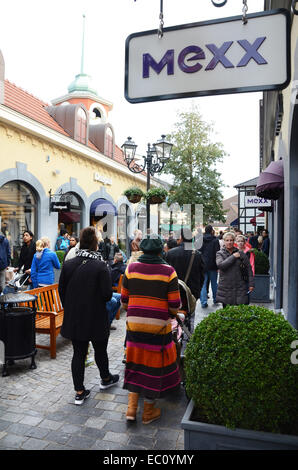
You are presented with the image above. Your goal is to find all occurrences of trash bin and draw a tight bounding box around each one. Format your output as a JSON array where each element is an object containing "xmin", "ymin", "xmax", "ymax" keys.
[{"xmin": 0, "ymin": 292, "xmax": 37, "ymax": 377}]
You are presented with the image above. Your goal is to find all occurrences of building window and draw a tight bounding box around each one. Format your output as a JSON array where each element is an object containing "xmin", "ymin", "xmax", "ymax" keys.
[
  {"xmin": 75, "ymin": 107, "xmax": 87, "ymax": 144},
  {"xmin": 105, "ymin": 126, "xmax": 113, "ymax": 158},
  {"xmin": 0, "ymin": 181, "xmax": 37, "ymax": 266}
]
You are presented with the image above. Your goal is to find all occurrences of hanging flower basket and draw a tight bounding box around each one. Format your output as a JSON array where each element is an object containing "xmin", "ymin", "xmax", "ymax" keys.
[
  {"xmin": 123, "ymin": 187, "xmax": 145, "ymax": 204},
  {"xmin": 145, "ymin": 188, "xmax": 168, "ymax": 205},
  {"xmin": 148, "ymin": 195, "xmax": 166, "ymax": 204},
  {"xmin": 127, "ymin": 194, "xmax": 142, "ymax": 204}
]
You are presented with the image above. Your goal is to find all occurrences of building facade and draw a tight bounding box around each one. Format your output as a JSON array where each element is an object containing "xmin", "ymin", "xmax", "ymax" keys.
[
  {"xmin": 259, "ymin": 0, "xmax": 298, "ymax": 328},
  {"xmin": 0, "ymin": 50, "xmax": 157, "ymax": 266}
]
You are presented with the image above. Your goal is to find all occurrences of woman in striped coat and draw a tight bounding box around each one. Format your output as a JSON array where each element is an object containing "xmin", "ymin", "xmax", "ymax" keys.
[{"xmin": 121, "ymin": 235, "xmax": 181, "ymax": 424}]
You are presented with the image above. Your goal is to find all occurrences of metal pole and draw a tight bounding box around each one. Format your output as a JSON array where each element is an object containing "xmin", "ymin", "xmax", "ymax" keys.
[{"xmin": 146, "ymin": 144, "xmax": 151, "ymax": 233}]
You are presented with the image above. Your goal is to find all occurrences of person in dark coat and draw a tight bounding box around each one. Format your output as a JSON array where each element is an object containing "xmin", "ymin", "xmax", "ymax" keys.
[
  {"xmin": 165, "ymin": 228, "xmax": 204, "ymax": 300},
  {"xmin": 199, "ymin": 225, "xmax": 220, "ymax": 308},
  {"xmin": 110, "ymin": 252, "xmax": 127, "ymax": 286},
  {"xmin": 261, "ymin": 229, "xmax": 270, "ymax": 256},
  {"xmin": 58, "ymin": 226, "xmax": 119, "ymax": 405},
  {"xmin": 105, "ymin": 236, "xmax": 120, "ymax": 266},
  {"xmin": 15, "ymin": 230, "xmax": 36, "ymax": 288},
  {"xmin": 0, "ymin": 232, "xmax": 11, "ymax": 293},
  {"xmin": 216, "ymin": 232, "xmax": 254, "ymax": 307}
]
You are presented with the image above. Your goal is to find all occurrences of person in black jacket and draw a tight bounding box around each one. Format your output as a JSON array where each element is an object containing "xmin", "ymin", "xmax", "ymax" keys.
[
  {"xmin": 15, "ymin": 230, "xmax": 36, "ymax": 288},
  {"xmin": 165, "ymin": 228, "xmax": 204, "ymax": 300},
  {"xmin": 110, "ymin": 252, "xmax": 127, "ymax": 286},
  {"xmin": 199, "ymin": 225, "xmax": 220, "ymax": 308},
  {"xmin": 58, "ymin": 226, "xmax": 119, "ymax": 405}
]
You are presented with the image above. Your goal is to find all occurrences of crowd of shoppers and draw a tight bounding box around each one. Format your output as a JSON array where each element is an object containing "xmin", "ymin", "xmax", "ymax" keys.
[{"xmin": 0, "ymin": 221, "xmax": 270, "ymax": 423}]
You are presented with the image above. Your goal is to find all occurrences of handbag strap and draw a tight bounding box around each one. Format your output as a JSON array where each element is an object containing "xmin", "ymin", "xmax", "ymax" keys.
[{"xmin": 184, "ymin": 250, "xmax": 195, "ymax": 284}]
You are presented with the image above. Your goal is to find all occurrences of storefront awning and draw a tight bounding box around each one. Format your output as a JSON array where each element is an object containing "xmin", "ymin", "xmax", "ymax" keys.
[
  {"xmin": 59, "ymin": 212, "xmax": 81, "ymax": 223},
  {"xmin": 256, "ymin": 160, "xmax": 284, "ymax": 200},
  {"xmin": 90, "ymin": 198, "xmax": 118, "ymax": 216},
  {"xmin": 230, "ymin": 218, "xmax": 239, "ymax": 227},
  {"xmin": 250, "ymin": 212, "xmax": 264, "ymax": 226}
]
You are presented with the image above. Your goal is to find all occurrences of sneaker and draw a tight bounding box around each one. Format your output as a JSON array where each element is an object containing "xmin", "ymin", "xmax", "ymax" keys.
[
  {"xmin": 201, "ymin": 304, "xmax": 208, "ymax": 309},
  {"xmin": 74, "ymin": 389, "xmax": 90, "ymax": 405},
  {"xmin": 100, "ymin": 374, "xmax": 120, "ymax": 390}
]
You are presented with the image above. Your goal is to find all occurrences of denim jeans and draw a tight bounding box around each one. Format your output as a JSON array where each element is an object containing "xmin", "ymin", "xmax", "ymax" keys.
[
  {"xmin": 106, "ymin": 293, "xmax": 121, "ymax": 324},
  {"xmin": 200, "ymin": 270, "xmax": 218, "ymax": 306}
]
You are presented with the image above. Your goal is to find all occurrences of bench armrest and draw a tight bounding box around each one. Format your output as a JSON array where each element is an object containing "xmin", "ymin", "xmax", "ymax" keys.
[{"xmin": 35, "ymin": 310, "xmax": 58, "ymax": 318}]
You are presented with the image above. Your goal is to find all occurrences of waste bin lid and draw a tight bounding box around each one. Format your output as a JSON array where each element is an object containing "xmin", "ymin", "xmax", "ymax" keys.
[{"xmin": 0, "ymin": 292, "xmax": 37, "ymax": 304}]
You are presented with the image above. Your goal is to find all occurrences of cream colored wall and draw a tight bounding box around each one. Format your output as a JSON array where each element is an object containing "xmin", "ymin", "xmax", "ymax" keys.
[
  {"xmin": 0, "ymin": 122, "xmax": 147, "ymax": 202},
  {"xmin": 274, "ymin": 16, "xmax": 298, "ymax": 157}
]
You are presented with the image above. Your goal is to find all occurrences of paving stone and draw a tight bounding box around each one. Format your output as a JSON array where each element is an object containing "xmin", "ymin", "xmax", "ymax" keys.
[
  {"xmin": 103, "ymin": 431, "xmax": 129, "ymax": 445},
  {"xmin": 94, "ymin": 392, "xmax": 115, "ymax": 401},
  {"xmin": 101, "ymin": 410, "xmax": 124, "ymax": 422},
  {"xmin": 67, "ymin": 434, "xmax": 97, "ymax": 449},
  {"xmin": 91, "ymin": 439, "xmax": 126, "ymax": 451},
  {"xmin": 95, "ymin": 401, "xmax": 117, "ymax": 411},
  {"xmin": 128, "ymin": 434, "xmax": 157, "ymax": 449},
  {"xmin": 59, "ymin": 423, "xmax": 82, "ymax": 435},
  {"xmin": 21, "ymin": 437, "xmax": 49, "ymax": 450},
  {"xmin": 0, "ymin": 433, "xmax": 28, "ymax": 449},
  {"xmin": 0, "ymin": 419, "xmax": 10, "ymax": 431},
  {"xmin": 19, "ymin": 415, "xmax": 43, "ymax": 426},
  {"xmin": 45, "ymin": 430, "xmax": 71, "ymax": 446},
  {"xmin": 38, "ymin": 419, "xmax": 63, "ymax": 431},
  {"xmin": 1, "ymin": 412, "xmax": 24, "ymax": 423},
  {"xmin": 85, "ymin": 416, "xmax": 107, "ymax": 429}
]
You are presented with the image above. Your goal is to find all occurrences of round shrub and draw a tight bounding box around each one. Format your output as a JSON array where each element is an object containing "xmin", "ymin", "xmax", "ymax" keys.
[
  {"xmin": 184, "ymin": 305, "xmax": 298, "ymax": 435},
  {"xmin": 253, "ymin": 249, "xmax": 270, "ymax": 274},
  {"xmin": 55, "ymin": 250, "xmax": 65, "ymax": 266}
]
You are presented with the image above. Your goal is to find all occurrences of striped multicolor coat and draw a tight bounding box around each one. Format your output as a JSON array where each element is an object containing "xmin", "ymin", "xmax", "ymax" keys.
[{"xmin": 121, "ymin": 261, "xmax": 181, "ymax": 399}]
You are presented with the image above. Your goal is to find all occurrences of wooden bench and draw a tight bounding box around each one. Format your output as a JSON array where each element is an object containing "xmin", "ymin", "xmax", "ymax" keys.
[
  {"xmin": 112, "ymin": 274, "xmax": 123, "ymax": 320},
  {"xmin": 24, "ymin": 283, "xmax": 63, "ymax": 359}
]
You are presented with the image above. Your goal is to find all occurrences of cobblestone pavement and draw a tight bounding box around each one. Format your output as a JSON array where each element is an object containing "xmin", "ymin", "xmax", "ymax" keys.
[{"xmin": 0, "ymin": 297, "xmax": 274, "ymax": 451}]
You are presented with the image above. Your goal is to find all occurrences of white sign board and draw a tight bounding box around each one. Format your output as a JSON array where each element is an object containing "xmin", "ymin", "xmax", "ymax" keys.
[
  {"xmin": 245, "ymin": 196, "xmax": 272, "ymax": 207},
  {"xmin": 125, "ymin": 9, "xmax": 290, "ymax": 103}
]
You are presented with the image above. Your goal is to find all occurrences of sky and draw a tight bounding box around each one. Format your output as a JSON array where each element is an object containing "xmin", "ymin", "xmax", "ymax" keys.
[{"xmin": 0, "ymin": 0, "xmax": 265, "ymax": 199}]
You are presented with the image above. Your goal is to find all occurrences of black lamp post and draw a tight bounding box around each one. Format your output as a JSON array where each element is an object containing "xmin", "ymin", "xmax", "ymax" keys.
[{"xmin": 121, "ymin": 135, "xmax": 173, "ymax": 232}]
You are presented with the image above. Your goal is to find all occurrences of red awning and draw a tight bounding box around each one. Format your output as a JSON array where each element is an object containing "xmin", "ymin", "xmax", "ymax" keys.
[
  {"xmin": 256, "ymin": 160, "xmax": 284, "ymax": 200},
  {"xmin": 59, "ymin": 212, "xmax": 81, "ymax": 223},
  {"xmin": 250, "ymin": 212, "xmax": 264, "ymax": 225}
]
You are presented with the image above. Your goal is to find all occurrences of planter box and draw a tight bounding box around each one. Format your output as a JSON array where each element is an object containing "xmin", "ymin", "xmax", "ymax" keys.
[
  {"xmin": 250, "ymin": 274, "xmax": 271, "ymax": 302},
  {"xmin": 181, "ymin": 400, "xmax": 298, "ymax": 450}
]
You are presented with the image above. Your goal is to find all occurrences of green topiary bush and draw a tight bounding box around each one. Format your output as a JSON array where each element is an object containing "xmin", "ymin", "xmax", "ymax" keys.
[
  {"xmin": 184, "ymin": 305, "xmax": 298, "ymax": 435},
  {"xmin": 253, "ymin": 249, "xmax": 270, "ymax": 274}
]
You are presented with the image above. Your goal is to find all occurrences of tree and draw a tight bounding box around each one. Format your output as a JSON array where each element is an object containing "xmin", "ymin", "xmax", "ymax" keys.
[{"xmin": 164, "ymin": 105, "xmax": 227, "ymax": 227}]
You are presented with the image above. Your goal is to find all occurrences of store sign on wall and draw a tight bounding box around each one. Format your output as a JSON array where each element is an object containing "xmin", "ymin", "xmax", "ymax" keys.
[
  {"xmin": 125, "ymin": 9, "xmax": 290, "ymax": 103},
  {"xmin": 245, "ymin": 196, "xmax": 272, "ymax": 207}
]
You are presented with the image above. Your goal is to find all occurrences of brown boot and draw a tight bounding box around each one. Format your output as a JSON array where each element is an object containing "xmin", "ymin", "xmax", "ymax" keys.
[
  {"xmin": 126, "ymin": 392, "xmax": 139, "ymax": 421},
  {"xmin": 142, "ymin": 401, "xmax": 161, "ymax": 424}
]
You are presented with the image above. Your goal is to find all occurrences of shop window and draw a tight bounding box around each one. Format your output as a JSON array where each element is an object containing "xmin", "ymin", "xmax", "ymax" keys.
[
  {"xmin": 0, "ymin": 181, "xmax": 37, "ymax": 267},
  {"xmin": 75, "ymin": 107, "xmax": 87, "ymax": 144},
  {"xmin": 58, "ymin": 192, "xmax": 82, "ymax": 237}
]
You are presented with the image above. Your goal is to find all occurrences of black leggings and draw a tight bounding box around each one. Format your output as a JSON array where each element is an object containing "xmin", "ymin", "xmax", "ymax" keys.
[{"xmin": 71, "ymin": 339, "xmax": 110, "ymax": 391}]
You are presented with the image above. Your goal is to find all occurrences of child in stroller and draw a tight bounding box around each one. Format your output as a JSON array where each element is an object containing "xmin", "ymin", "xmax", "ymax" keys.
[{"xmin": 2, "ymin": 271, "xmax": 30, "ymax": 295}]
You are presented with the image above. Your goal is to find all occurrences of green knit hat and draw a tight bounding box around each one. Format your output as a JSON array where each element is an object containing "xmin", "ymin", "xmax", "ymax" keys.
[{"xmin": 140, "ymin": 235, "xmax": 164, "ymax": 254}]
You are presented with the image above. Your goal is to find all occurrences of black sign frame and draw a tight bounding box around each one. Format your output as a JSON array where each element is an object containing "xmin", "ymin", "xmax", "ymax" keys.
[{"xmin": 124, "ymin": 9, "xmax": 291, "ymax": 104}]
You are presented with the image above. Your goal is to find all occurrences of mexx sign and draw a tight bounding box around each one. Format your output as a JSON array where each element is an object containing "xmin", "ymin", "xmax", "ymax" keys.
[{"xmin": 125, "ymin": 9, "xmax": 290, "ymax": 103}]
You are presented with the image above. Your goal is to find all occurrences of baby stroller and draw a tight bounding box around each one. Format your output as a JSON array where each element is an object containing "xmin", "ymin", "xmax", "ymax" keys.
[
  {"xmin": 171, "ymin": 280, "xmax": 195, "ymax": 384},
  {"xmin": 2, "ymin": 271, "xmax": 30, "ymax": 295}
]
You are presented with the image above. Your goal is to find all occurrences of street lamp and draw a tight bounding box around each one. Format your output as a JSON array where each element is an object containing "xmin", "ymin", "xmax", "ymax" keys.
[{"xmin": 121, "ymin": 135, "xmax": 173, "ymax": 232}]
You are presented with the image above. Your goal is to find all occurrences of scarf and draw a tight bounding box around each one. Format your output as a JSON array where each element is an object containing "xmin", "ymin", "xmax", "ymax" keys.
[{"xmin": 76, "ymin": 249, "xmax": 103, "ymax": 261}]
